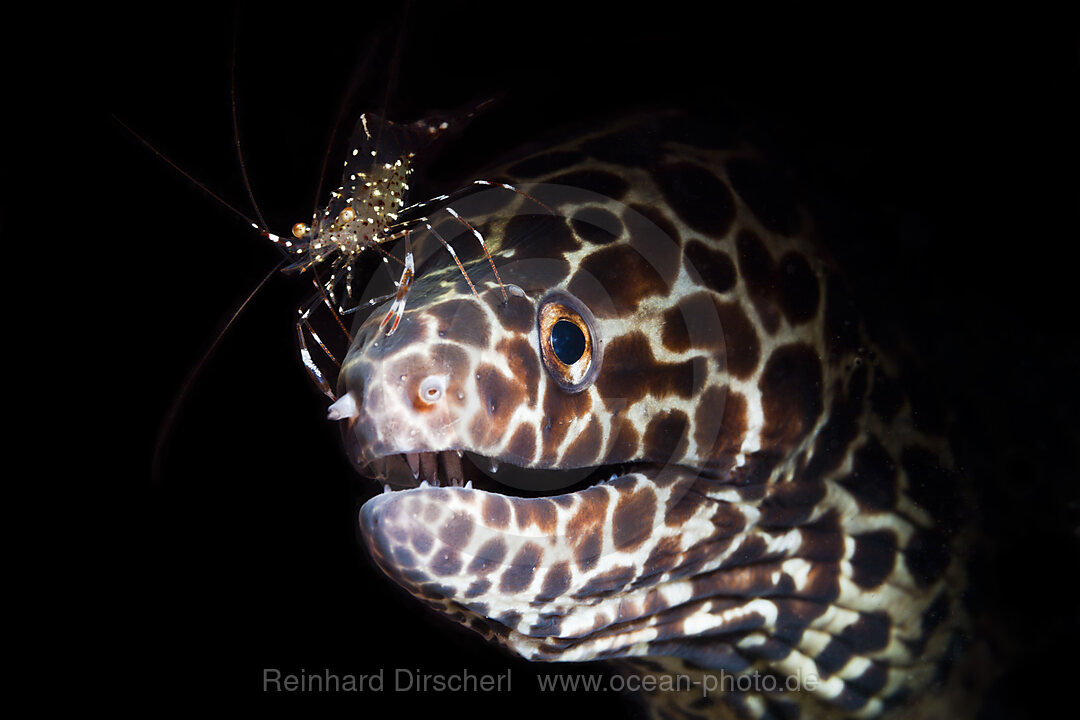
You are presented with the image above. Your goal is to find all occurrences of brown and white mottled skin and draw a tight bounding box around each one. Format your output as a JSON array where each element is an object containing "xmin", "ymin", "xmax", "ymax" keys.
[{"xmin": 331, "ymin": 112, "xmax": 975, "ymax": 719}]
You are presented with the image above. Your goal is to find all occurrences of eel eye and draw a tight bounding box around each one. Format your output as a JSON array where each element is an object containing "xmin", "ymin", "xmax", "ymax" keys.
[
  {"xmin": 538, "ymin": 291, "xmax": 602, "ymax": 392},
  {"xmin": 551, "ymin": 320, "xmax": 586, "ymax": 365}
]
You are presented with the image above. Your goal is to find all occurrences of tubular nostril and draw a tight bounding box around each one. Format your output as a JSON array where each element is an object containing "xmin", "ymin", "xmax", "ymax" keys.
[{"xmin": 418, "ymin": 375, "xmax": 446, "ymax": 405}]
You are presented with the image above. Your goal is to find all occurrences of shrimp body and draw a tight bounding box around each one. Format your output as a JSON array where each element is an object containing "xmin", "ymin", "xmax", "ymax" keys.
[{"xmin": 272, "ymin": 114, "xmax": 443, "ymax": 312}]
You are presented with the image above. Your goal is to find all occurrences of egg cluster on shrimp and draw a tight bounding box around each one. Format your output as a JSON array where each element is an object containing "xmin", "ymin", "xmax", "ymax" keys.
[
  {"xmin": 294, "ymin": 155, "xmax": 411, "ymax": 267},
  {"xmin": 265, "ymin": 113, "xmax": 437, "ymax": 311}
]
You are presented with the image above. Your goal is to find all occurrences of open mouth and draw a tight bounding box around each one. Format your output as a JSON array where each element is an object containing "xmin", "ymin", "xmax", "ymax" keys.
[{"xmin": 357, "ymin": 450, "xmax": 638, "ymax": 498}]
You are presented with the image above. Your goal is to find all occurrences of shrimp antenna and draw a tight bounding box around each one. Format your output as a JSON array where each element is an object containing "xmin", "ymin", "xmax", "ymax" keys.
[
  {"xmin": 112, "ymin": 114, "xmax": 263, "ymax": 233},
  {"xmin": 376, "ymin": 0, "xmax": 412, "ymax": 142},
  {"xmin": 306, "ymin": 2, "xmax": 409, "ymax": 225},
  {"xmin": 309, "ymin": 39, "xmax": 381, "ymax": 226},
  {"xmin": 230, "ymin": 18, "xmax": 271, "ymax": 233},
  {"xmin": 150, "ymin": 259, "xmax": 285, "ymax": 488}
]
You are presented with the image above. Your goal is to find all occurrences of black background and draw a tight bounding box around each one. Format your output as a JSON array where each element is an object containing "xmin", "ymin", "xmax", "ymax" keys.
[{"xmin": 96, "ymin": 3, "xmax": 1076, "ymax": 716}]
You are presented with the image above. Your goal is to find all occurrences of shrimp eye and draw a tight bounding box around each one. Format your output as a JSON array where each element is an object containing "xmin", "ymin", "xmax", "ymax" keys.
[
  {"xmin": 291, "ymin": 223, "xmax": 309, "ymax": 239},
  {"xmin": 339, "ymin": 207, "xmax": 356, "ymax": 224},
  {"xmin": 538, "ymin": 291, "xmax": 602, "ymax": 392}
]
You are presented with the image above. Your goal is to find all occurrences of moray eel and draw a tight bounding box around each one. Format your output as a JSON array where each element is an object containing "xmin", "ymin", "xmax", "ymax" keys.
[{"xmin": 327, "ymin": 112, "xmax": 972, "ymax": 719}]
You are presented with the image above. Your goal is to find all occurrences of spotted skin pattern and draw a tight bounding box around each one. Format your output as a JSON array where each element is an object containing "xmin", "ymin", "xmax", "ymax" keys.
[{"xmin": 334, "ymin": 114, "xmax": 972, "ymax": 719}]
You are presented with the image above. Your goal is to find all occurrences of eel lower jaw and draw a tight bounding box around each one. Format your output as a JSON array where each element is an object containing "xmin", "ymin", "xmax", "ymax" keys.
[{"xmin": 356, "ymin": 465, "xmax": 707, "ymax": 666}]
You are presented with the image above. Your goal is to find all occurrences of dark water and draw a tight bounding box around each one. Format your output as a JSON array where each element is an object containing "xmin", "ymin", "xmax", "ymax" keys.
[{"xmin": 102, "ymin": 4, "xmax": 1076, "ymax": 716}]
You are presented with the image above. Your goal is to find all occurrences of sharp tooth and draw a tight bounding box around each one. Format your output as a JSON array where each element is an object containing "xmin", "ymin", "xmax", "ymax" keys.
[
  {"xmin": 488, "ymin": 457, "xmax": 500, "ymax": 473},
  {"xmin": 455, "ymin": 449, "xmax": 463, "ymax": 458},
  {"xmin": 326, "ymin": 393, "xmax": 359, "ymax": 420},
  {"xmin": 464, "ymin": 480, "xmax": 473, "ymax": 490},
  {"xmin": 382, "ymin": 484, "xmax": 392, "ymax": 494},
  {"xmin": 609, "ymin": 472, "xmax": 618, "ymax": 482},
  {"xmin": 441, "ymin": 450, "xmax": 464, "ymax": 487},
  {"xmin": 419, "ymin": 480, "xmax": 430, "ymax": 488},
  {"xmin": 404, "ymin": 453, "xmax": 420, "ymax": 478},
  {"xmin": 419, "ymin": 452, "xmax": 438, "ymax": 484}
]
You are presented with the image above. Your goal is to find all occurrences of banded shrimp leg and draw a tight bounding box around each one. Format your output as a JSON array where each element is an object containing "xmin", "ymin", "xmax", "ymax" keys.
[
  {"xmin": 292, "ymin": 230, "xmax": 416, "ymax": 400},
  {"xmin": 272, "ymin": 229, "xmax": 410, "ymax": 399},
  {"xmin": 290, "ymin": 175, "xmax": 556, "ymax": 398},
  {"xmin": 360, "ymin": 179, "xmax": 556, "ymax": 335}
]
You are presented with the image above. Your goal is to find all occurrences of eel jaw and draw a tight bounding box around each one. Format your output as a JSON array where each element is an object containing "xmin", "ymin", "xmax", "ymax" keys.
[
  {"xmin": 355, "ymin": 446, "xmax": 640, "ymax": 496},
  {"xmin": 357, "ymin": 470, "xmax": 697, "ymax": 664}
]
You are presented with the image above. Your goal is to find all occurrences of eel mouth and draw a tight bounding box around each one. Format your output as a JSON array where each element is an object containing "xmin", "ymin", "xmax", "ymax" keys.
[{"xmin": 356, "ymin": 450, "xmax": 639, "ymax": 498}]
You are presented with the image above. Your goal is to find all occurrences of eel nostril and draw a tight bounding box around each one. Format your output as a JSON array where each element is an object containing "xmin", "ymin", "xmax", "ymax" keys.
[{"xmin": 418, "ymin": 376, "xmax": 446, "ymax": 404}]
